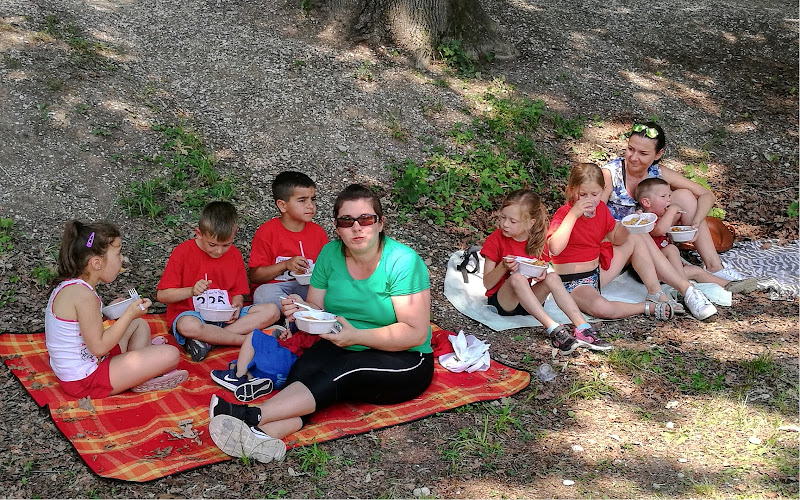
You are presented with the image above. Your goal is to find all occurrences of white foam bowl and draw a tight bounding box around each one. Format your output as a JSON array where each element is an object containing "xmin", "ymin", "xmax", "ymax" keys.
[
  {"xmin": 197, "ymin": 307, "xmax": 236, "ymax": 322},
  {"xmin": 101, "ymin": 297, "xmax": 137, "ymax": 319},
  {"xmin": 514, "ymin": 257, "xmax": 548, "ymax": 278},
  {"xmin": 668, "ymin": 225, "xmax": 698, "ymax": 242},
  {"xmin": 291, "ymin": 271, "xmax": 312, "ymax": 285},
  {"xmin": 621, "ymin": 213, "xmax": 657, "ymax": 234},
  {"xmin": 294, "ymin": 310, "xmax": 338, "ymax": 334}
]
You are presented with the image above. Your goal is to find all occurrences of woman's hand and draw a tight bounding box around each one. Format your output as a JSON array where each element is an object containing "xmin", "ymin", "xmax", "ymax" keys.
[
  {"xmin": 319, "ymin": 316, "xmax": 356, "ymax": 347},
  {"xmin": 280, "ymin": 294, "xmax": 308, "ymax": 320}
]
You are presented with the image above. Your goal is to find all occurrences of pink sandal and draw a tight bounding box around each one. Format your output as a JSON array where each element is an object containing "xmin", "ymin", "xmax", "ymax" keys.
[
  {"xmin": 132, "ymin": 369, "xmax": 189, "ymax": 392},
  {"xmin": 151, "ymin": 336, "xmax": 168, "ymax": 345}
]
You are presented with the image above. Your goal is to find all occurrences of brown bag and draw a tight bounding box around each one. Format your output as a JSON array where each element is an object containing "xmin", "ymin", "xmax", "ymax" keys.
[{"xmin": 678, "ymin": 216, "xmax": 734, "ymax": 253}]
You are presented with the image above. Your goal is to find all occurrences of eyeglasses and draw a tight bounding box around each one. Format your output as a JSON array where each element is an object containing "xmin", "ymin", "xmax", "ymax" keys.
[
  {"xmin": 632, "ymin": 123, "xmax": 659, "ymax": 139},
  {"xmin": 335, "ymin": 214, "xmax": 380, "ymax": 228}
]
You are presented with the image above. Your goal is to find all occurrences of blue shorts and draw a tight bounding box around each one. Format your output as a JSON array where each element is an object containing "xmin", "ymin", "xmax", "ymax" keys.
[
  {"xmin": 560, "ymin": 268, "xmax": 600, "ymax": 293},
  {"xmin": 246, "ymin": 330, "xmax": 298, "ymax": 389},
  {"xmin": 171, "ymin": 306, "xmax": 251, "ymax": 346}
]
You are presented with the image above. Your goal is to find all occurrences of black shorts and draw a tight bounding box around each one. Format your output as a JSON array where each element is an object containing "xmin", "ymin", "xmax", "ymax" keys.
[
  {"xmin": 487, "ymin": 293, "xmax": 537, "ymax": 316},
  {"xmin": 287, "ymin": 340, "xmax": 434, "ymax": 420}
]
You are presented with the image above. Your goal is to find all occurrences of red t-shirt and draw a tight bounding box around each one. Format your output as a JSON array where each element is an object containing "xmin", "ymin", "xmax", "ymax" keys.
[
  {"xmin": 650, "ymin": 215, "xmax": 669, "ymax": 248},
  {"xmin": 480, "ymin": 229, "xmax": 550, "ymax": 297},
  {"xmin": 547, "ymin": 201, "xmax": 616, "ymax": 267},
  {"xmin": 248, "ymin": 218, "xmax": 329, "ymax": 295},
  {"xmin": 157, "ymin": 239, "xmax": 250, "ymax": 327}
]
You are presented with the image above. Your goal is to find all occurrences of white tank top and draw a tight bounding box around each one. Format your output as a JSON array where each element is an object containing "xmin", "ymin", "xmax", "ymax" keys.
[{"xmin": 45, "ymin": 279, "xmax": 104, "ymax": 382}]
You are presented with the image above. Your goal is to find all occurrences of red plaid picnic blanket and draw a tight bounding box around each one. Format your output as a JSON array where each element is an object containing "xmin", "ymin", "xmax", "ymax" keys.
[{"xmin": 1, "ymin": 315, "xmax": 530, "ymax": 482}]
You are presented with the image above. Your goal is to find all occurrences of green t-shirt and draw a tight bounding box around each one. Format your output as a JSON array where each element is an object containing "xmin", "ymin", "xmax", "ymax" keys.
[{"xmin": 310, "ymin": 237, "xmax": 432, "ymax": 353}]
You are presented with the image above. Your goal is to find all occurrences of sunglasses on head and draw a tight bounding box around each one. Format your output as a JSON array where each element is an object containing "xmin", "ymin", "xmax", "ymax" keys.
[
  {"xmin": 335, "ymin": 214, "xmax": 380, "ymax": 228},
  {"xmin": 632, "ymin": 123, "xmax": 659, "ymax": 139}
]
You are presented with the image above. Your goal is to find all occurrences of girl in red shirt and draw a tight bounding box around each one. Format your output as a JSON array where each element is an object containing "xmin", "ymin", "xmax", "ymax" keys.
[
  {"xmin": 481, "ymin": 189, "xmax": 611, "ymax": 355},
  {"xmin": 547, "ymin": 163, "xmax": 718, "ymax": 322}
]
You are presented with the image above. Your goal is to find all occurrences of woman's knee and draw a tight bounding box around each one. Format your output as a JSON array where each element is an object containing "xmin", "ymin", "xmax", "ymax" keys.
[{"xmin": 672, "ymin": 189, "xmax": 698, "ymax": 213}]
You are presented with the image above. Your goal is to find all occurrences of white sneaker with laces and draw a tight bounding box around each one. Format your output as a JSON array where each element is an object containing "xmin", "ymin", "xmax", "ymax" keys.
[
  {"xmin": 684, "ymin": 286, "xmax": 717, "ymax": 320},
  {"xmin": 711, "ymin": 263, "xmax": 744, "ymax": 281},
  {"xmin": 209, "ymin": 415, "xmax": 286, "ymax": 463}
]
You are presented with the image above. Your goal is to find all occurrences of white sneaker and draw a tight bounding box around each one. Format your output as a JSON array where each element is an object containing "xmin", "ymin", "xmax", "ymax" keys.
[
  {"xmin": 684, "ymin": 286, "xmax": 717, "ymax": 320},
  {"xmin": 711, "ymin": 263, "xmax": 744, "ymax": 281},
  {"xmin": 209, "ymin": 415, "xmax": 286, "ymax": 463}
]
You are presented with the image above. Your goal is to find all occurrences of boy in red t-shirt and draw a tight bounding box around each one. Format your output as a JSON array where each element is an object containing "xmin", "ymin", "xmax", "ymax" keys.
[
  {"xmin": 635, "ymin": 178, "xmax": 756, "ymax": 293},
  {"xmin": 249, "ymin": 172, "xmax": 328, "ymax": 309},
  {"xmin": 157, "ymin": 202, "xmax": 280, "ymax": 362}
]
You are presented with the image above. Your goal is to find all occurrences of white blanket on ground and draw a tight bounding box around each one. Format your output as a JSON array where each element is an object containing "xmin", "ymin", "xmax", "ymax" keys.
[{"xmin": 443, "ymin": 250, "xmax": 731, "ymax": 332}]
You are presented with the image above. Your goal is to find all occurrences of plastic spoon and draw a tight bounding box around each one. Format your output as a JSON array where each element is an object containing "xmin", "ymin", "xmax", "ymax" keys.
[{"xmin": 279, "ymin": 296, "xmax": 321, "ymax": 312}]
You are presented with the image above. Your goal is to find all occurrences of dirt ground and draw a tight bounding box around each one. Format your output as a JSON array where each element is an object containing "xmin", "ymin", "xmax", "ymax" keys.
[{"xmin": 0, "ymin": 0, "xmax": 798, "ymax": 497}]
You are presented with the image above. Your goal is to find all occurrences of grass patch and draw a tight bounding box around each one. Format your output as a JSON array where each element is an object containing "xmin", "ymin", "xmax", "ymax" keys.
[
  {"xmin": 440, "ymin": 415, "xmax": 503, "ymax": 471},
  {"xmin": 389, "ymin": 82, "xmax": 571, "ymax": 231},
  {"xmin": 118, "ymin": 124, "xmax": 236, "ymax": 221},
  {"xmin": 295, "ymin": 442, "xmax": 335, "ymax": 479},
  {"xmin": 741, "ymin": 351, "xmax": 777, "ymax": 382},
  {"xmin": 557, "ymin": 369, "xmax": 615, "ymax": 403},
  {"xmin": 0, "ymin": 218, "xmax": 14, "ymax": 254},
  {"xmin": 40, "ymin": 15, "xmax": 117, "ymax": 70}
]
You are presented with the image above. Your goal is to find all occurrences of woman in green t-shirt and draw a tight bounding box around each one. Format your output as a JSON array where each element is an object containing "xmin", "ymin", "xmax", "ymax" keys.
[{"xmin": 208, "ymin": 184, "xmax": 434, "ymax": 463}]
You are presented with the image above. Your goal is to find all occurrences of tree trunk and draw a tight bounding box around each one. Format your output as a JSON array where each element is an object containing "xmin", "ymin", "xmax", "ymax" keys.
[{"xmin": 324, "ymin": 0, "xmax": 519, "ymax": 64}]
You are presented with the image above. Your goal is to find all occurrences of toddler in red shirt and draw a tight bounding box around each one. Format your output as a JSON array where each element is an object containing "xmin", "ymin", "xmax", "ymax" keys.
[{"xmin": 634, "ymin": 178, "xmax": 756, "ymax": 294}]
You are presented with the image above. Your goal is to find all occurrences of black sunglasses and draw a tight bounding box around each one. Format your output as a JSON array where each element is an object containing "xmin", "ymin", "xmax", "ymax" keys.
[{"xmin": 335, "ymin": 214, "xmax": 380, "ymax": 228}]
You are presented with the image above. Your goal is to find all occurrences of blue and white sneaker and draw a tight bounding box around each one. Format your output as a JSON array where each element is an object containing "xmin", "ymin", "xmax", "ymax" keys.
[{"xmin": 211, "ymin": 362, "xmax": 250, "ymax": 392}]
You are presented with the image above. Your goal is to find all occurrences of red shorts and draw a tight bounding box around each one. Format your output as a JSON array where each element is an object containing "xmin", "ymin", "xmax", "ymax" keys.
[{"xmin": 59, "ymin": 345, "xmax": 122, "ymax": 399}]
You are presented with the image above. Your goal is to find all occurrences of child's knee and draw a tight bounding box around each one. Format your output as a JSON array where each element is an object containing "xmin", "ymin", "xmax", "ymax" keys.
[
  {"xmin": 543, "ymin": 272, "xmax": 561, "ymax": 288},
  {"xmin": 251, "ymin": 302, "xmax": 279, "ymax": 319},
  {"xmin": 176, "ymin": 316, "xmax": 202, "ymax": 339}
]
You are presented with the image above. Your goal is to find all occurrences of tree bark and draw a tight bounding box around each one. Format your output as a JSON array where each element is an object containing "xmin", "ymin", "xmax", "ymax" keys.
[{"xmin": 324, "ymin": 0, "xmax": 519, "ymax": 64}]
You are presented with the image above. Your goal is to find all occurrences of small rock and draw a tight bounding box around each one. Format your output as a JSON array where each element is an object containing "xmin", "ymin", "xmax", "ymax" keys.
[
  {"xmin": 665, "ymin": 401, "xmax": 679, "ymax": 409},
  {"xmin": 653, "ymin": 483, "xmax": 663, "ymax": 489},
  {"xmin": 677, "ymin": 473, "xmax": 684, "ymax": 478},
  {"xmin": 572, "ymin": 444, "xmax": 584, "ymax": 453},
  {"xmin": 609, "ymin": 434, "xmax": 621, "ymax": 442},
  {"xmin": 749, "ymin": 436, "xmax": 761, "ymax": 445},
  {"xmin": 666, "ymin": 421, "xmax": 675, "ymax": 429},
  {"xmin": 563, "ymin": 479, "xmax": 575, "ymax": 486},
  {"xmin": 336, "ymin": 145, "xmax": 348, "ymax": 152},
  {"xmin": 413, "ymin": 488, "xmax": 421, "ymax": 497},
  {"xmin": 677, "ymin": 458, "xmax": 688, "ymax": 463},
  {"xmin": 420, "ymin": 487, "xmax": 430, "ymax": 496}
]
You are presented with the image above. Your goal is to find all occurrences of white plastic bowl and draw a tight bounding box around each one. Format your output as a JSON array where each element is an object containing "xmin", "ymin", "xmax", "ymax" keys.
[
  {"xmin": 197, "ymin": 307, "xmax": 237, "ymax": 322},
  {"xmin": 668, "ymin": 225, "xmax": 698, "ymax": 242},
  {"xmin": 294, "ymin": 310, "xmax": 338, "ymax": 334},
  {"xmin": 621, "ymin": 213, "xmax": 657, "ymax": 234},
  {"xmin": 514, "ymin": 257, "xmax": 548, "ymax": 278},
  {"xmin": 101, "ymin": 297, "xmax": 137, "ymax": 319},
  {"xmin": 290, "ymin": 271, "xmax": 312, "ymax": 286}
]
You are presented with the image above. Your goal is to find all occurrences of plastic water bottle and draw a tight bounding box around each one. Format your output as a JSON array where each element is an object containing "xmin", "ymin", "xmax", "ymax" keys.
[{"xmin": 536, "ymin": 363, "xmax": 557, "ymax": 382}]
